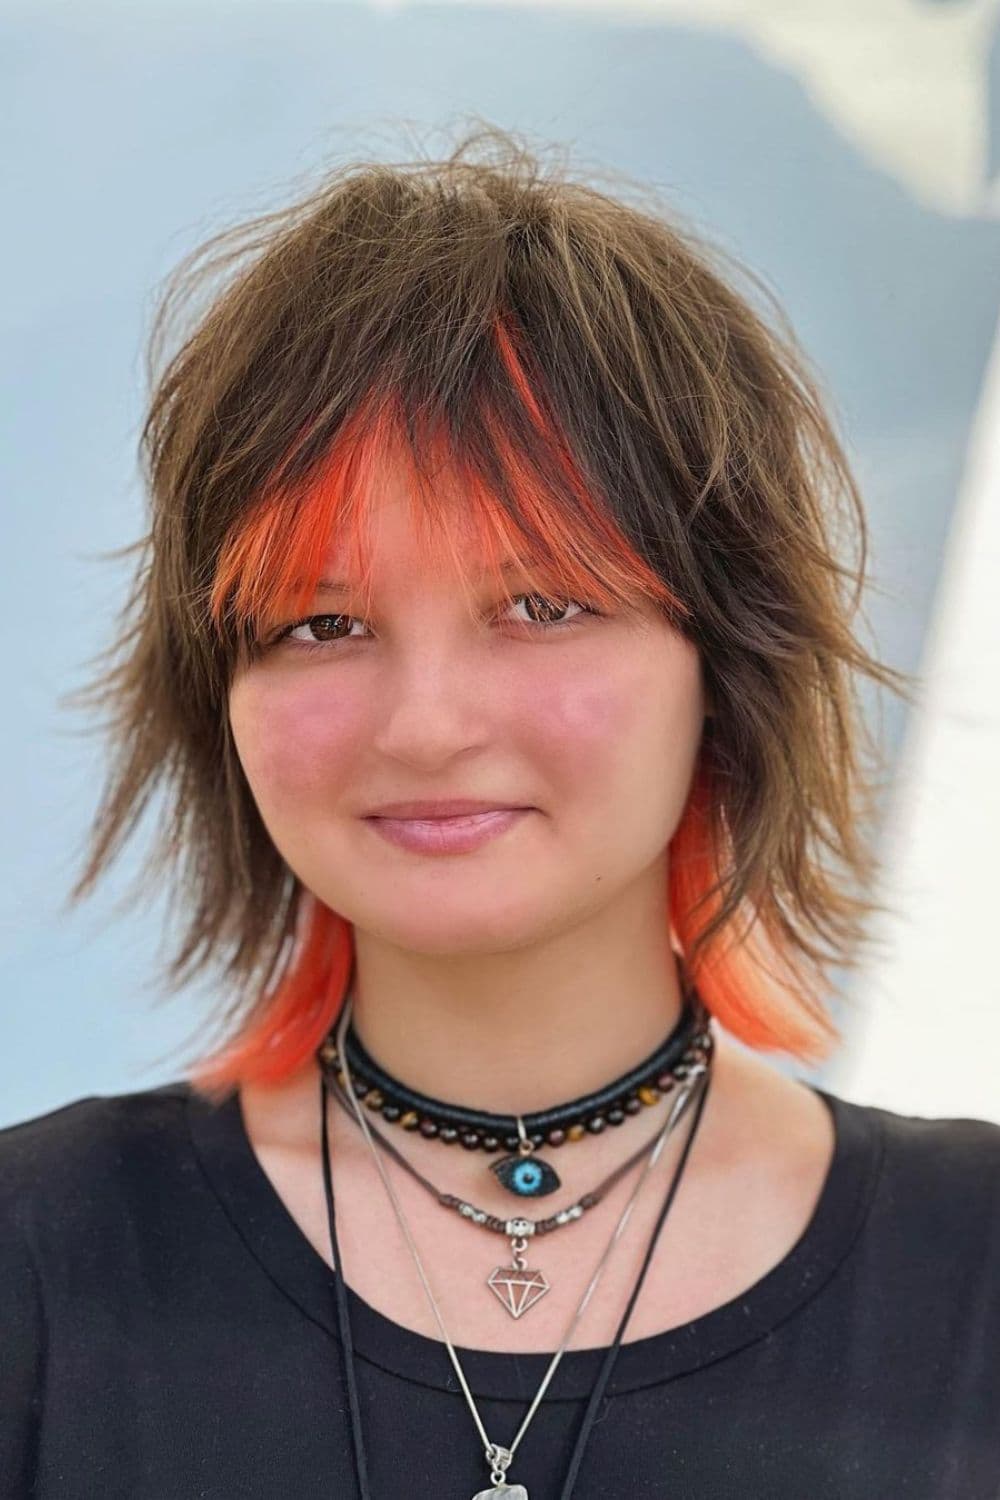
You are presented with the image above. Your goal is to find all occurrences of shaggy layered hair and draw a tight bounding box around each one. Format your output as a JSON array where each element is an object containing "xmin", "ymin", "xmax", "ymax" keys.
[{"xmin": 65, "ymin": 125, "xmax": 911, "ymax": 1102}]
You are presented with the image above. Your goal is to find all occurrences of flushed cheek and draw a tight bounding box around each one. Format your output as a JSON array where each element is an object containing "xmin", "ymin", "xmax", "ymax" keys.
[
  {"xmin": 521, "ymin": 671, "xmax": 639, "ymax": 790},
  {"xmin": 527, "ymin": 644, "xmax": 704, "ymax": 814},
  {"xmin": 229, "ymin": 678, "xmax": 367, "ymax": 805}
]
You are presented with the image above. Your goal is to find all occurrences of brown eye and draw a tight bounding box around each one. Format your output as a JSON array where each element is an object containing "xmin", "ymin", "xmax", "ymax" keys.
[
  {"xmin": 301, "ymin": 615, "xmax": 351, "ymax": 641},
  {"xmin": 278, "ymin": 613, "xmax": 360, "ymax": 648},
  {"xmin": 508, "ymin": 593, "xmax": 588, "ymax": 628}
]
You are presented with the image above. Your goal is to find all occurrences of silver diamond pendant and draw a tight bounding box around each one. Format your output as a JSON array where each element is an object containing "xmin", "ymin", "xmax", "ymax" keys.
[
  {"xmin": 486, "ymin": 1261, "xmax": 550, "ymax": 1318},
  {"xmin": 472, "ymin": 1487, "xmax": 529, "ymax": 1499},
  {"xmin": 486, "ymin": 1233, "xmax": 550, "ymax": 1319}
]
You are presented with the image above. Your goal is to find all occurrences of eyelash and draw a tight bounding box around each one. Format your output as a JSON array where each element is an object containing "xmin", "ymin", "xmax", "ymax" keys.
[{"xmin": 264, "ymin": 593, "xmax": 602, "ymax": 655}]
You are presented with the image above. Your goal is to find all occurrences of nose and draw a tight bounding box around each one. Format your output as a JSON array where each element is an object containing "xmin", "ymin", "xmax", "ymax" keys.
[{"xmin": 368, "ymin": 640, "xmax": 498, "ymax": 767}]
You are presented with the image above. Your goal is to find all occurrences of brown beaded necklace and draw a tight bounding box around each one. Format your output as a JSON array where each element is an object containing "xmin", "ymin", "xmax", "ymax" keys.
[{"xmin": 317, "ymin": 989, "xmax": 711, "ymax": 1201}]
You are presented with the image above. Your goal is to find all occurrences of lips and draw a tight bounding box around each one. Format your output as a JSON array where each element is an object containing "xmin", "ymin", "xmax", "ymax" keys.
[
  {"xmin": 364, "ymin": 798, "xmax": 528, "ymax": 819},
  {"xmin": 363, "ymin": 806, "xmax": 532, "ymax": 854}
]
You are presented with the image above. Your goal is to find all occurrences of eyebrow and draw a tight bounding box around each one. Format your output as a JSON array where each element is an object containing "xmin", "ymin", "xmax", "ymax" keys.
[{"xmin": 313, "ymin": 557, "xmax": 542, "ymax": 594}]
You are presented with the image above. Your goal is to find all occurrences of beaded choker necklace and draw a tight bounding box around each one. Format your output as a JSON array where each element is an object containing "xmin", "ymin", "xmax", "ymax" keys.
[{"xmin": 317, "ymin": 989, "xmax": 710, "ymax": 1200}]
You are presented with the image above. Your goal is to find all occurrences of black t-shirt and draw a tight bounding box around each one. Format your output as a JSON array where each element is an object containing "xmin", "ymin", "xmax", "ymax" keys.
[{"xmin": 2, "ymin": 1077, "xmax": 999, "ymax": 1499}]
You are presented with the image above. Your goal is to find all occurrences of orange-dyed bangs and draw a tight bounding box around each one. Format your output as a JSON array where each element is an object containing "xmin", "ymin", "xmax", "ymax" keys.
[
  {"xmin": 209, "ymin": 315, "xmax": 689, "ymax": 653},
  {"xmin": 187, "ymin": 312, "xmax": 838, "ymax": 1103}
]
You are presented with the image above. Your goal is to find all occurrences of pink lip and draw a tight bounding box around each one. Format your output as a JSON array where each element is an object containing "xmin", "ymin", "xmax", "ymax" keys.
[
  {"xmin": 365, "ymin": 798, "xmax": 527, "ymax": 818},
  {"xmin": 364, "ymin": 807, "xmax": 531, "ymax": 854}
]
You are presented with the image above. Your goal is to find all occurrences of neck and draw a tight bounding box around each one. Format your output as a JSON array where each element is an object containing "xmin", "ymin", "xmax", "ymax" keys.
[{"xmin": 345, "ymin": 868, "xmax": 687, "ymax": 1116}]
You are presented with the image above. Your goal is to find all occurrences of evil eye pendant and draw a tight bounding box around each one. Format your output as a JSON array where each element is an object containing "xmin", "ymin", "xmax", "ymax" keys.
[{"xmin": 490, "ymin": 1153, "xmax": 561, "ymax": 1197}]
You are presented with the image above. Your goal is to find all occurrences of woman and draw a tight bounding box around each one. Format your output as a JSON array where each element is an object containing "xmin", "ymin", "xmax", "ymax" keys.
[{"xmin": 2, "ymin": 126, "xmax": 998, "ymax": 1499}]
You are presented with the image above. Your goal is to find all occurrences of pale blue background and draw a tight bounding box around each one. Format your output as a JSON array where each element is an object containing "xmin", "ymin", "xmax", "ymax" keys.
[{"xmin": 3, "ymin": 3, "xmax": 999, "ymax": 1125}]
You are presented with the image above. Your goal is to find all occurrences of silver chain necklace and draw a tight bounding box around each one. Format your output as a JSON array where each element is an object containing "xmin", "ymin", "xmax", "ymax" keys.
[
  {"xmin": 330, "ymin": 994, "xmax": 711, "ymax": 1497},
  {"xmin": 325, "ymin": 1063, "xmax": 677, "ymax": 1318}
]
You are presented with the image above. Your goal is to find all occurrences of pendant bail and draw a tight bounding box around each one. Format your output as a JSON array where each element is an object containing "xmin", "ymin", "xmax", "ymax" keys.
[
  {"xmin": 486, "ymin": 1441, "xmax": 514, "ymax": 1484},
  {"xmin": 515, "ymin": 1115, "xmax": 534, "ymax": 1156}
]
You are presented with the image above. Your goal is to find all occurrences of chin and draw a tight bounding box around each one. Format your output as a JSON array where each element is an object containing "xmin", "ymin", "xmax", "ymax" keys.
[{"xmin": 353, "ymin": 893, "xmax": 560, "ymax": 956}]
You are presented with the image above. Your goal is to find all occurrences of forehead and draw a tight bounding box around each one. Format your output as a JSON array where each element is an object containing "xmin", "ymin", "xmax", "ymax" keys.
[{"xmin": 314, "ymin": 454, "xmax": 544, "ymax": 590}]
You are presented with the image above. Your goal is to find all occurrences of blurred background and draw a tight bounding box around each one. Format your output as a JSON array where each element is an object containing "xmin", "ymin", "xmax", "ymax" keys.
[{"xmin": 2, "ymin": 0, "xmax": 999, "ymax": 1128}]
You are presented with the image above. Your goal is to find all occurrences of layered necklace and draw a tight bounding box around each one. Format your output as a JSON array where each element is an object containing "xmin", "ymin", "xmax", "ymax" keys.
[
  {"xmin": 318, "ymin": 989, "xmax": 711, "ymax": 1318},
  {"xmin": 315, "ymin": 987, "xmax": 716, "ymax": 1497}
]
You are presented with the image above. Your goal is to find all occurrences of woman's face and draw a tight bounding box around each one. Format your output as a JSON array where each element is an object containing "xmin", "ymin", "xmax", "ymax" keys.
[{"xmin": 228, "ymin": 465, "xmax": 709, "ymax": 955}]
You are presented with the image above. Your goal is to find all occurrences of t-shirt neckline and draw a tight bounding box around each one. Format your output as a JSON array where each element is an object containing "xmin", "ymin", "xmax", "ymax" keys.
[{"xmin": 185, "ymin": 1076, "xmax": 883, "ymax": 1399}]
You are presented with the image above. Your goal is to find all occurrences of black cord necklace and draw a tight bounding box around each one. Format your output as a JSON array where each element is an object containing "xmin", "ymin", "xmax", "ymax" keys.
[
  {"xmin": 320, "ymin": 1051, "xmax": 714, "ymax": 1499},
  {"xmin": 318, "ymin": 990, "xmax": 709, "ymax": 1201}
]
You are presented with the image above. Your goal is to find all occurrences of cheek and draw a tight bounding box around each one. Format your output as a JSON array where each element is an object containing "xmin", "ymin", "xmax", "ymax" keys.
[
  {"xmin": 521, "ymin": 671, "xmax": 627, "ymax": 775},
  {"xmin": 228, "ymin": 675, "xmax": 365, "ymax": 806},
  {"xmin": 523, "ymin": 640, "xmax": 703, "ymax": 795}
]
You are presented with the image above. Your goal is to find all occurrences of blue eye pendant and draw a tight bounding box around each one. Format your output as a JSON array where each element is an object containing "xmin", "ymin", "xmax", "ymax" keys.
[
  {"xmin": 490, "ymin": 1119, "xmax": 562, "ymax": 1197},
  {"xmin": 490, "ymin": 1152, "xmax": 561, "ymax": 1197}
]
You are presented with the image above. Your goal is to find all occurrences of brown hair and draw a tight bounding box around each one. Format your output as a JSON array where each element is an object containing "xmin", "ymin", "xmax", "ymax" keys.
[{"xmin": 63, "ymin": 123, "xmax": 913, "ymax": 1100}]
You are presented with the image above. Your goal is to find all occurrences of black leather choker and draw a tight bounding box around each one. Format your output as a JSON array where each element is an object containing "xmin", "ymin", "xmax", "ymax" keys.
[{"xmin": 317, "ymin": 990, "xmax": 713, "ymax": 1199}]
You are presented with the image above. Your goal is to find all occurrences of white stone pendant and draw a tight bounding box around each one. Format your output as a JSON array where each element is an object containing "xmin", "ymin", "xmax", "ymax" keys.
[{"xmin": 472, "ymin": 1487, "xmax": 529, "ymax": 1499}]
